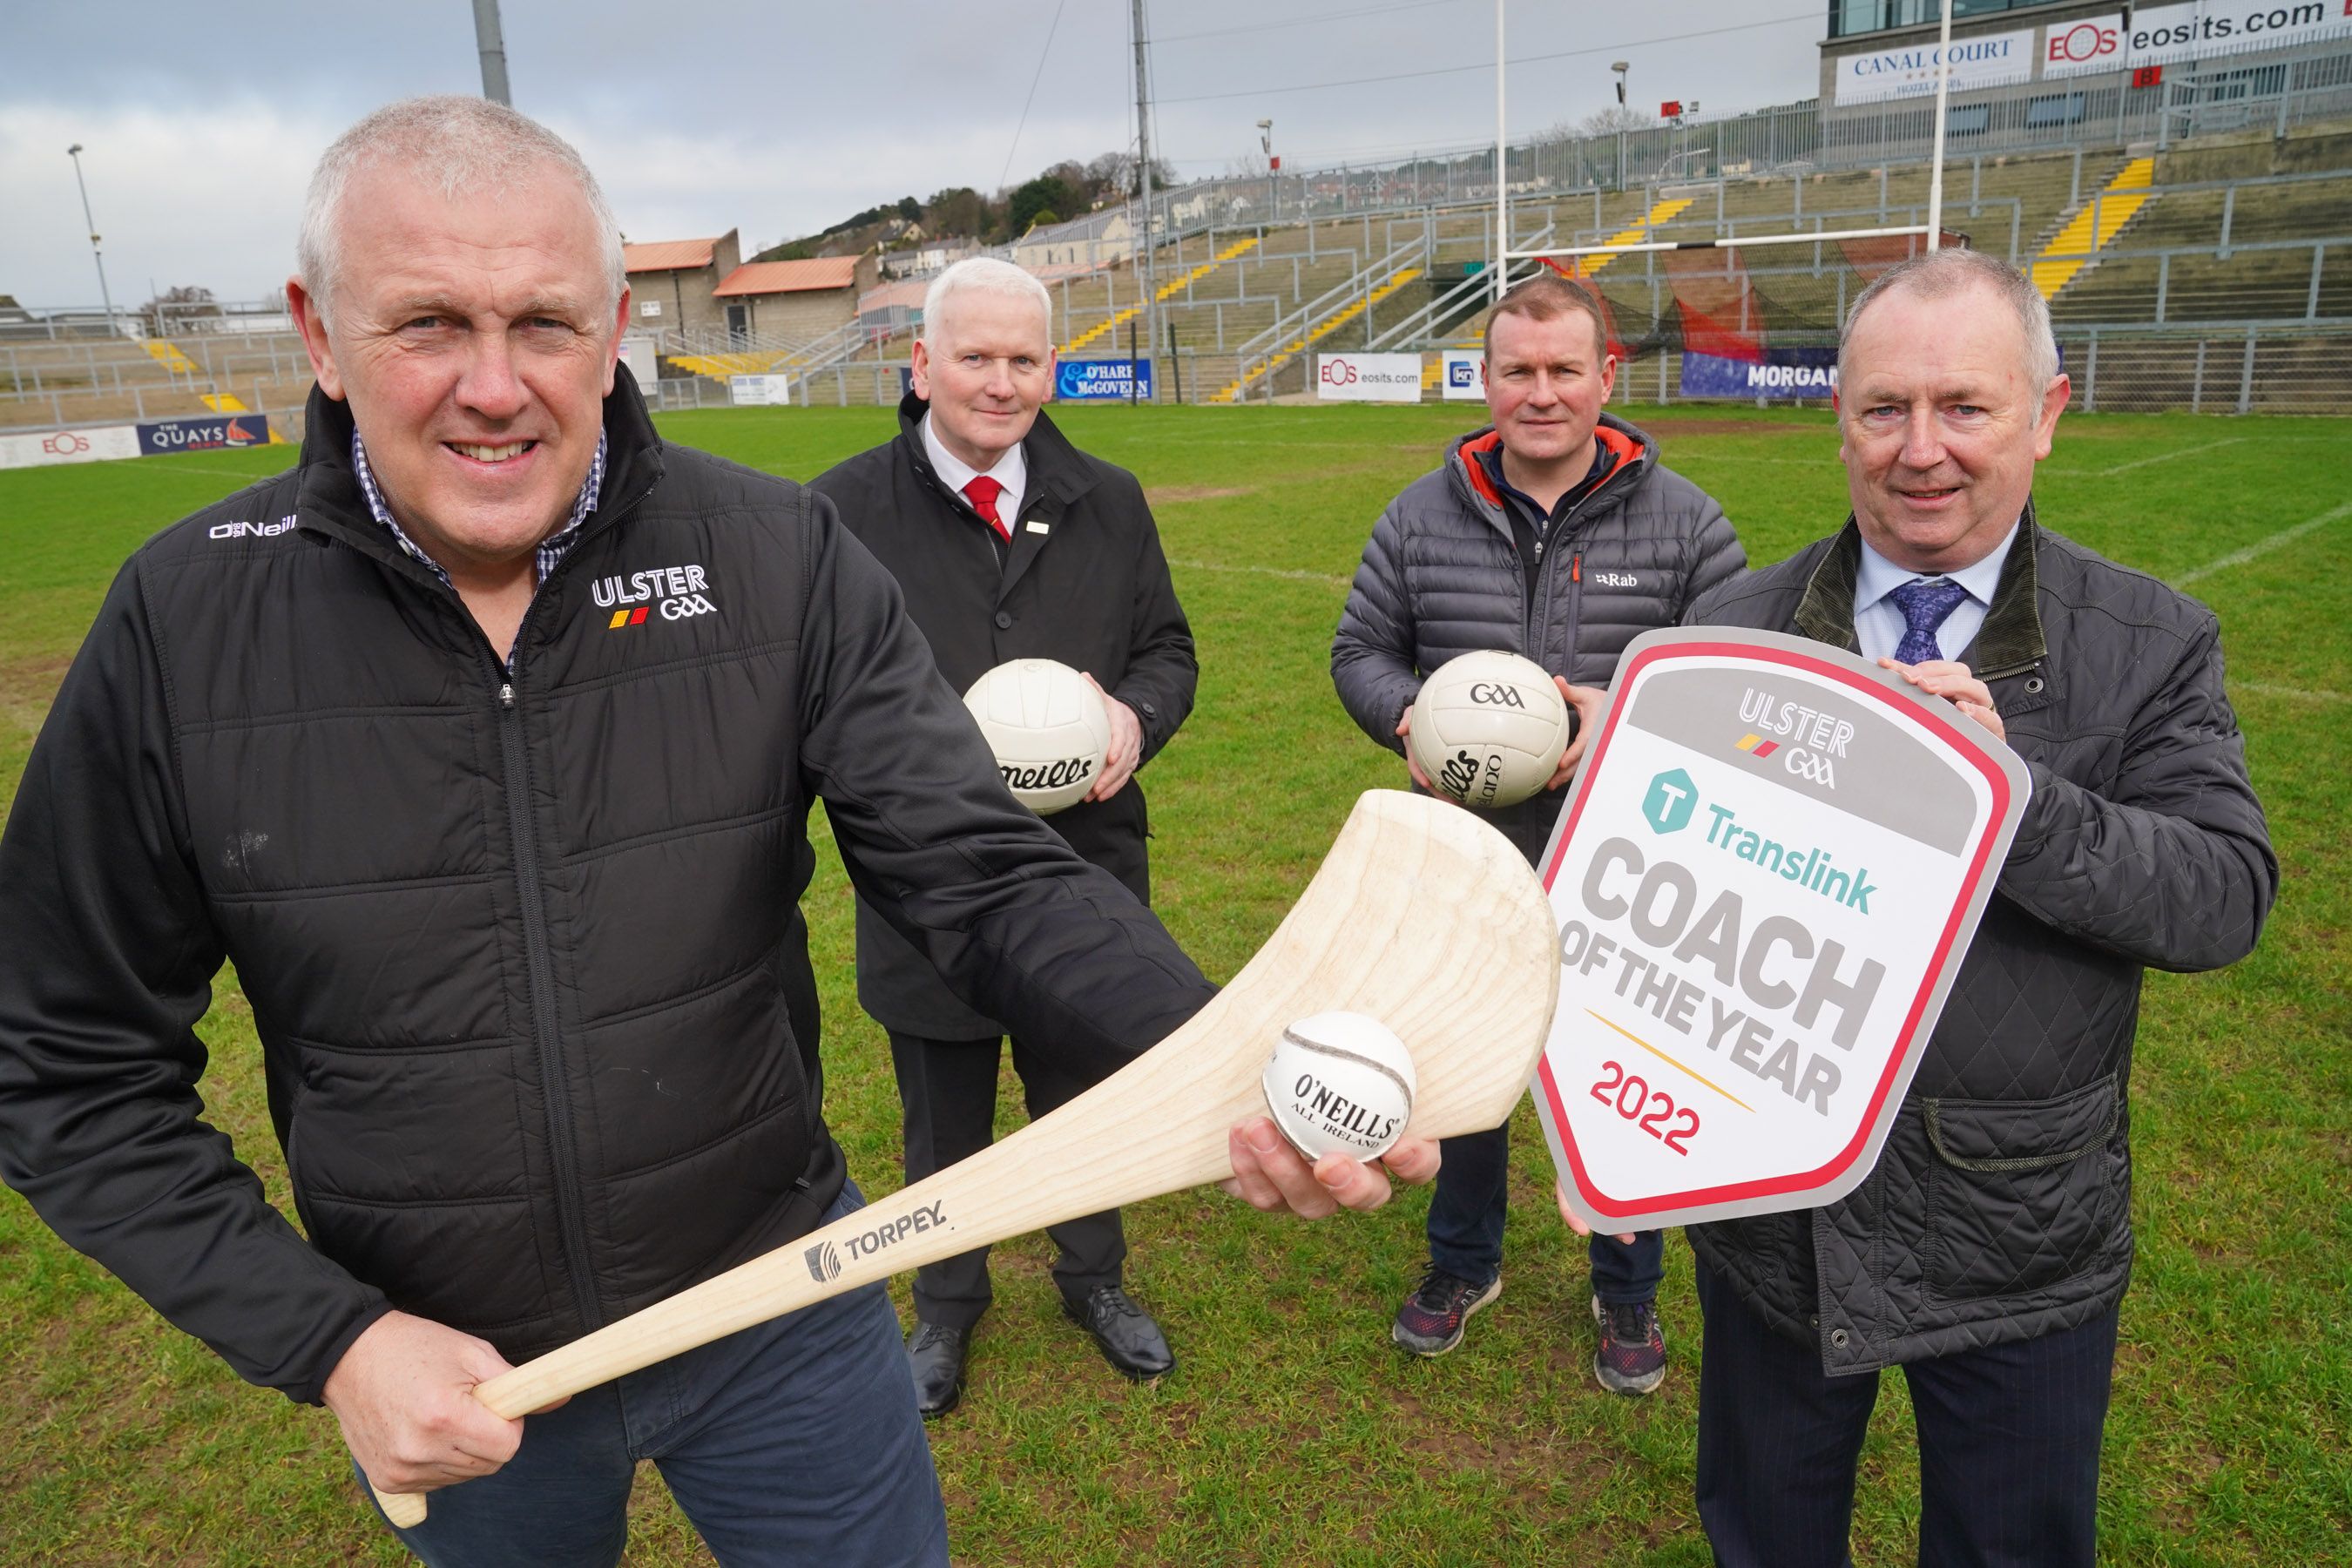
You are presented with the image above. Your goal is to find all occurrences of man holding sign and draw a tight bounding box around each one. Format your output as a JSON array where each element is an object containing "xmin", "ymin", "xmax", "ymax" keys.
[{"xmin": 1639, "ymin": 248, "xmax": 2276, "ymax": 1565}]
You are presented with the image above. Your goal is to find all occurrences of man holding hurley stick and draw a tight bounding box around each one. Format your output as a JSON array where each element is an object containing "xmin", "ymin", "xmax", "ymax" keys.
[{"xmin": 0, "ymin": 97, "xmax": 1427, "ymax": 1567}]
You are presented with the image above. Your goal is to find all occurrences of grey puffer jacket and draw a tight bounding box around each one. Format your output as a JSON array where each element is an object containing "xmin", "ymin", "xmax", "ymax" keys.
[
  {"xmin": 1330, "ymin": 410, "xmax": 1745, "ymax": 863},
  {"xmin": 1683, "ymin": 511, "xmax": 2277, "ymax": 1374}
]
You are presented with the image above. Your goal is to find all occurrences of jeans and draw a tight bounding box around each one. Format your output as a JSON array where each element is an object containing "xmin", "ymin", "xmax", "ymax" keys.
[
  {"xmin": 1693, "ymin": 1260, "xmax": 2117, "ymax": 1568},
  {"xmin": 1425, "ymin": 1121, "xmax": 1664, "ymax": 1302},
  {"xmin": 365, "ymin": 1179, "xmax": 948, "ymax": 1568}
]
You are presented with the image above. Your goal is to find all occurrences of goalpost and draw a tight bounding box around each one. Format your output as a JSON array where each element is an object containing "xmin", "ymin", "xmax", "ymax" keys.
[{"xmin": 1490, "ymin": 0, "xmax": 1956, "ymax": 290}]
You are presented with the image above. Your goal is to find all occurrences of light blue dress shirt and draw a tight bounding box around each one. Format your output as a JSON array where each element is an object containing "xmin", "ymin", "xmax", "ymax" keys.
[{"xmin": 1853, "ymin": 522, "xmax": 2020, "ymax": 664}]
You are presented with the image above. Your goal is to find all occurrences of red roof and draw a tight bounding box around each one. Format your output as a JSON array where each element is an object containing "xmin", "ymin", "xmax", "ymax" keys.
[
  {"xmin": 714, "ymin": 258, "xmax": 861, "ymax": 297},
  {"xmin": 623, "ymin": 237, "xmax": 720, "ymax": 273}
]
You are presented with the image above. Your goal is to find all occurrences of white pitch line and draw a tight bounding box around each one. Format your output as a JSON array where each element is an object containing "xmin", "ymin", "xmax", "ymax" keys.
[
  {"xmin": 2093, "ymin": 437, "xmax": 2246, "ymax": 476},
  {"xmin": 2232, "ymin": 682, "xmax": 2349, "ymax": 706},
  {"xmin": 2176, "ymin": 499, "xmax": 2352, "ymax": 587},
  {"xmin": 1167, "ymin": 558, "xmax": 1352, "ymax": 589}
]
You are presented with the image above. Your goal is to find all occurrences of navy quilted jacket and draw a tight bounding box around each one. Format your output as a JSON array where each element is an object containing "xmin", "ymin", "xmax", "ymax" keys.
[
  {"xmin": 1683, "ymin": 514, "xmax": 2277, "ymax": 1373},
  {"xmin": 1330, "ymin": 410, "xmax": 1745, "ymax": 863}
]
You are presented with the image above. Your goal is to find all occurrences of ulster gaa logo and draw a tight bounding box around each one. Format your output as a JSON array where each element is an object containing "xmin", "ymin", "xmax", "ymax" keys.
[{"xmin": 596, "ymin": 564, "xmax": 719, "ymax": 629}]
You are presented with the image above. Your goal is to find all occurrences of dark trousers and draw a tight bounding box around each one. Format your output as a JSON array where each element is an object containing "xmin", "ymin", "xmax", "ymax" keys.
[
  {"xmin": 1693, "ymin": 1261, "xmax": 2118, "ymax": 1568},
  {"xmin": 1426, "ymin": 1122, "xmax": 1663, "ymax": 1302},
  {"xmin": 889, "ymin": 1028, "xmax": 1125, "ymax": 1330}
]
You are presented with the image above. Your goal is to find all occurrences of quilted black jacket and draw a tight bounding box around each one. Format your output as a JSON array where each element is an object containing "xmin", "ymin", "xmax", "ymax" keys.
[
  {"xmin": 0, "ymin": 373, "xmax": 1214, "ymax": 1404},
  {"xmin": 1330, "ymin": 410, "xmax": 1745, "ymax": 863},
  {"xmin": 1683, "ymin": 511, "xmax": 2277, "ymax": 1373}
]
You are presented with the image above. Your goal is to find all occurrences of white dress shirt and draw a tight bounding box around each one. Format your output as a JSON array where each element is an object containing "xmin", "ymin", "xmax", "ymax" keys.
[
  {"xmin": 921, "ymin": 412, "xmax": 1027, "ymax": 531},
  {"xmin": 1853, "ymin": 521, "xmax": 2020, "ymax": 664}
]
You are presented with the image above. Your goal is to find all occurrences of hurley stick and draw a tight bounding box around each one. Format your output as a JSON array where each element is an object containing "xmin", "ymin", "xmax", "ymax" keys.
[{"xmin": 374, "ymin": 788, "xmax": 1558, "ymax": 1526}]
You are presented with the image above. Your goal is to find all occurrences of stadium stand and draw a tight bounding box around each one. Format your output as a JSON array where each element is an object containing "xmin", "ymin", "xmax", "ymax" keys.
[{"xmin": 7, "ymin": 96, "xmax": 2349, "ymax": 429}]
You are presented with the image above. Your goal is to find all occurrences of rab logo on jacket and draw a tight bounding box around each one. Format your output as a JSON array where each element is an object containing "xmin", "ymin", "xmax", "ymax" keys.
[{"xmin": 595, "ymin": 563, "xmax": 719, "ymax": 629}]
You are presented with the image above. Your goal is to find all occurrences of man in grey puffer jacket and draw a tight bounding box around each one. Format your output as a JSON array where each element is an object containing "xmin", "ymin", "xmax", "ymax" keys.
[{"xmin": 1332, "ymin": 272, "xmax": 1744, "ymax": 1391}]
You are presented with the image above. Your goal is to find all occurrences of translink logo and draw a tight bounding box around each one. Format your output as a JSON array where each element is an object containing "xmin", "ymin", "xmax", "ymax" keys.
[{"xmin": 1643, "ymin": 769, "xmax": 1697, "ymax": 834}]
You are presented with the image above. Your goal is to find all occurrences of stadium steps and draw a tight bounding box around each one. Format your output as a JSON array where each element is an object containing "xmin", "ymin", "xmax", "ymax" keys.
[
  {"xmin": 667, "ymin": 351, "xmax": 784, "ymax": 384},
  {"xmin": 1207, "ymin": 260, "xmax": 1426, "ymax": 404},
  {"xmin": 1569, "ymin": 198, "xmax": 1696, "ymax": 276},
  {"xmin": 1060, "ymin": 235, "xmax": 1264, "ymax": 355},
  {"xmin": 145, "ymin": 341, "xmax": 200, "ymax": 376},
  {"xmin": 2031, "ymin": 158, "xmax": 2157, "ymax": 299},
  {"xmin": 200, "ymin": 392, "xmax": 249, "ymax": 411}
]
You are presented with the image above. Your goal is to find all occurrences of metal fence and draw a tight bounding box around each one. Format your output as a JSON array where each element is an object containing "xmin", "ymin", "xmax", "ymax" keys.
[{"xmin": 1119, "ymin": 36, "xmax": 2352, "ymax": 231}]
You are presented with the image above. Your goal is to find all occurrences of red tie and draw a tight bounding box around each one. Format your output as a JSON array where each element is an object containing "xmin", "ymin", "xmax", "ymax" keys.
[{"xmin": 962, "ymin": 476, "xmax": 1009, "ymax": 542}]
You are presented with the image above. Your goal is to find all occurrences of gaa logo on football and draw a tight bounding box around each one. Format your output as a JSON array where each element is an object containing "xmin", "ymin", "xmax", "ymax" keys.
[{"xmin": 1468, "ymin": 682, "xmax": 1527, "ymax": 709}]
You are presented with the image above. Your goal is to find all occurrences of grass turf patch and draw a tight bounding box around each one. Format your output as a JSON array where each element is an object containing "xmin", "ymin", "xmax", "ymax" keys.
[{"xmin": 0, "ymin": 402, "xmax": 2344, "ymax": 1564}]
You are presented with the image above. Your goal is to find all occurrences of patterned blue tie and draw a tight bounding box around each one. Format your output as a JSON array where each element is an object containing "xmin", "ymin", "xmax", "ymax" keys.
[{"xmin": 1888, "ymin": 578, "xmax": 1970, "ymax": 665}]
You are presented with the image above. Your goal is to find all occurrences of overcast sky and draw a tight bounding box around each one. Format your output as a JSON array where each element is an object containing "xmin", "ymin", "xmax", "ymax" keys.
[{"xmin": 1, "ymin": 0, "xmax": 1829, "ymax": 307}]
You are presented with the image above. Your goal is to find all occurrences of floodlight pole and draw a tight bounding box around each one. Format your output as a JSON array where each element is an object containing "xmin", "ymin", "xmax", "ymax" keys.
[
  {"xmin": 1612, "ymin": 62, "xmax": 1630, "ymax": 193},
  {"xmin": 1258, "ymin": 119, "xmax": 1274, "ymax": 219},
  {"xmin": 1926, "ymin": 0, "xmax": 1952, "ymax": 251},
  {"xmin": 474, "ymin": 0, "xmax": 512, "ymax": 106},
  {"xmin": 1132, "ymin": 0, "xmax": 1156, "ymax": 401},
  {"xmin": 64, "ymin": 144, "xmax": 118, "ymax": 338},
  {"xmin": 1494, "ymin": 0, "xmax": 1508, "ymax": 303}
]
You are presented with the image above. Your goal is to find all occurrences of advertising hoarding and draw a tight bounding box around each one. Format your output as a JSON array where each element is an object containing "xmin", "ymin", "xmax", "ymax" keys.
[
  {"xmin": 135, "ymin": 414, "xmax": 276, "ymax": 455},
  {"xmin": 1315, "ymin": 352, "xmax": 1423, "ymax": 403},
  {"xmin": 1834, "ymin": 27, "xmax": 2036, "ymax": 104},
  {"xmin": 729, "ymin": 375, "xmax": 794, "ymax": 406},
  {"xmin": 1679, "ymin": 348, "xmax": 1840, "ymax": 402},
  {"xmin": 1440, "ymin": 350, "xmax": 1486, "ymax": 402},
  {"xmin": 1055, "ymin": 358, "xmax": 1154, "ymax": 401},
  {"xmin": 0, "ymin": 425, "xmax": 142, "ymax": 470}
]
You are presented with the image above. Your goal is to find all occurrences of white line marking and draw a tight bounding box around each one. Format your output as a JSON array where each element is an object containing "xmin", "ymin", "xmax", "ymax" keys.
[
  {"xmin": 1167, "ymin": 558, "xmax": 1351, "ymax": 589},
  {"xmin": 2176, "ymin": 500, "xmax": 2352, "ymax": 587},
  {"xmin": 2093, "ymin": 437, "xmax": 2246, "ymax": 476},
  {"xmin": 2232, "ymin": 682, "xmax": 2349, "ymax": 706}
]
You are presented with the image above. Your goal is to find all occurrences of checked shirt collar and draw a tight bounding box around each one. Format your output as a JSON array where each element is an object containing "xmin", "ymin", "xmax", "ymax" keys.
[{"xmin": 350, "ymin": 427, "xmax": 607, "ymax": 606}]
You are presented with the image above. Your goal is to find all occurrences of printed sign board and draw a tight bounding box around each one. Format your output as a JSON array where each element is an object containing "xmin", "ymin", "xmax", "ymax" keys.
[
  {"xmin": 2117, "ymin": 0, "xmax": 2350, "ymax": 67},
  {"xmin": 617, "ymin": 335, "xmax": 661, "ymax": 387},
  {"xmin": 1440, "ymin": 350, "xmax": 1486, "ymax": 402},
  {"xmin": 136, "ymin": 414, "xmax": 276, "ymax": 455},
  {"xmin": 1833, "ymin": 26, "xmax": 2034, "ymax": 104},
  {"xmin": 0, "ymin": 424, "xmax": 142, "ymax": 470},
  {"xmin": 1537, "ymin": 628, "xmax": 2030, "ymax": 1232},
  {"xmin": 1055, "ymin": 358, "xmax": 1152, "ymax": 401},
  {"xmin": 1680, "ymin": 348, "xmax": 1839, "ymax": 402},
  {"xmin": 729, "ymin": 374, "xmax": 794, "ymax": 406},
  {"xmin": 1315, "ymin": 352, "xmax": 1423, "ymax": 403}
]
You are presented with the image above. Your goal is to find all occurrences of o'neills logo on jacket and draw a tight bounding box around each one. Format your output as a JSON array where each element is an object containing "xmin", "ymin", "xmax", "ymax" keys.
[{"xmin": 594, "ymin": 563, "xmax": 718, "ymax": 629}]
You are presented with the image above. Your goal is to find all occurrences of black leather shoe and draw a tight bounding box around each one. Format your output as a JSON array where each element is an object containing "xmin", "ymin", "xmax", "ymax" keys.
[
  {"xmin": 1061, "ymin": 1286, "xmax": 1175, "ymax": 1382},
  {"xmin": 906, "ymin": 1321, "xmax": 969, "ymax": 1419}
]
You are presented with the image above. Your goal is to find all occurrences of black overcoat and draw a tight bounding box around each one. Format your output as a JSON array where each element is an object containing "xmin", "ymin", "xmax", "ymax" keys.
[{"xmin": 810, "ymin": 394, "xmax": 1197, "ymax": 1037}]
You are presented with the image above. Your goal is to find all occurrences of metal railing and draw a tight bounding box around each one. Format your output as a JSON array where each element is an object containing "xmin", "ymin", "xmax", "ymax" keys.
[{"xmin": 1217, "ymin": 237, "xmax": 1429, "ymax": 402}]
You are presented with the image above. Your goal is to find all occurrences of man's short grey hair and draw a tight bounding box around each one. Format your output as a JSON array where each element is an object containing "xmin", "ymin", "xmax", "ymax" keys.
[
  {"xmin": 922, "ymin": 257, "xmax": 1052, "ymax": 349},
  {"xmin": 297, "ymin": 95, "xmax": 626, "ymax": 328},
  {"xmin": 1837, "ymin": 247, "xmax": 2059, "ymax": 394}
]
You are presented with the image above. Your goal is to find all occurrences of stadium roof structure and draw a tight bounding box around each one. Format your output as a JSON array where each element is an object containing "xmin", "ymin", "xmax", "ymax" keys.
[
  {"xmin": 713, "ymin": 258, "xmax": 862, "ymax": 297},
  {"xmin": 622, "ymin": 237, "xmax": 724, "ymax": 274}
]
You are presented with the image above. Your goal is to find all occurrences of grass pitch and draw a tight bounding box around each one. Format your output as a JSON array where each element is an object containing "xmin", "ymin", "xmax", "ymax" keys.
[{"xmin": 0, "ymin": 402, "xmax": 2345, "ymax": 1565}]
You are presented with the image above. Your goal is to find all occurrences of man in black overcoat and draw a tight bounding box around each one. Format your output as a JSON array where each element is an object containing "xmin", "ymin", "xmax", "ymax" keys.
[{"xmin": 810, "ymin": 257, "xmax": 1197, "ymax": 1416}]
